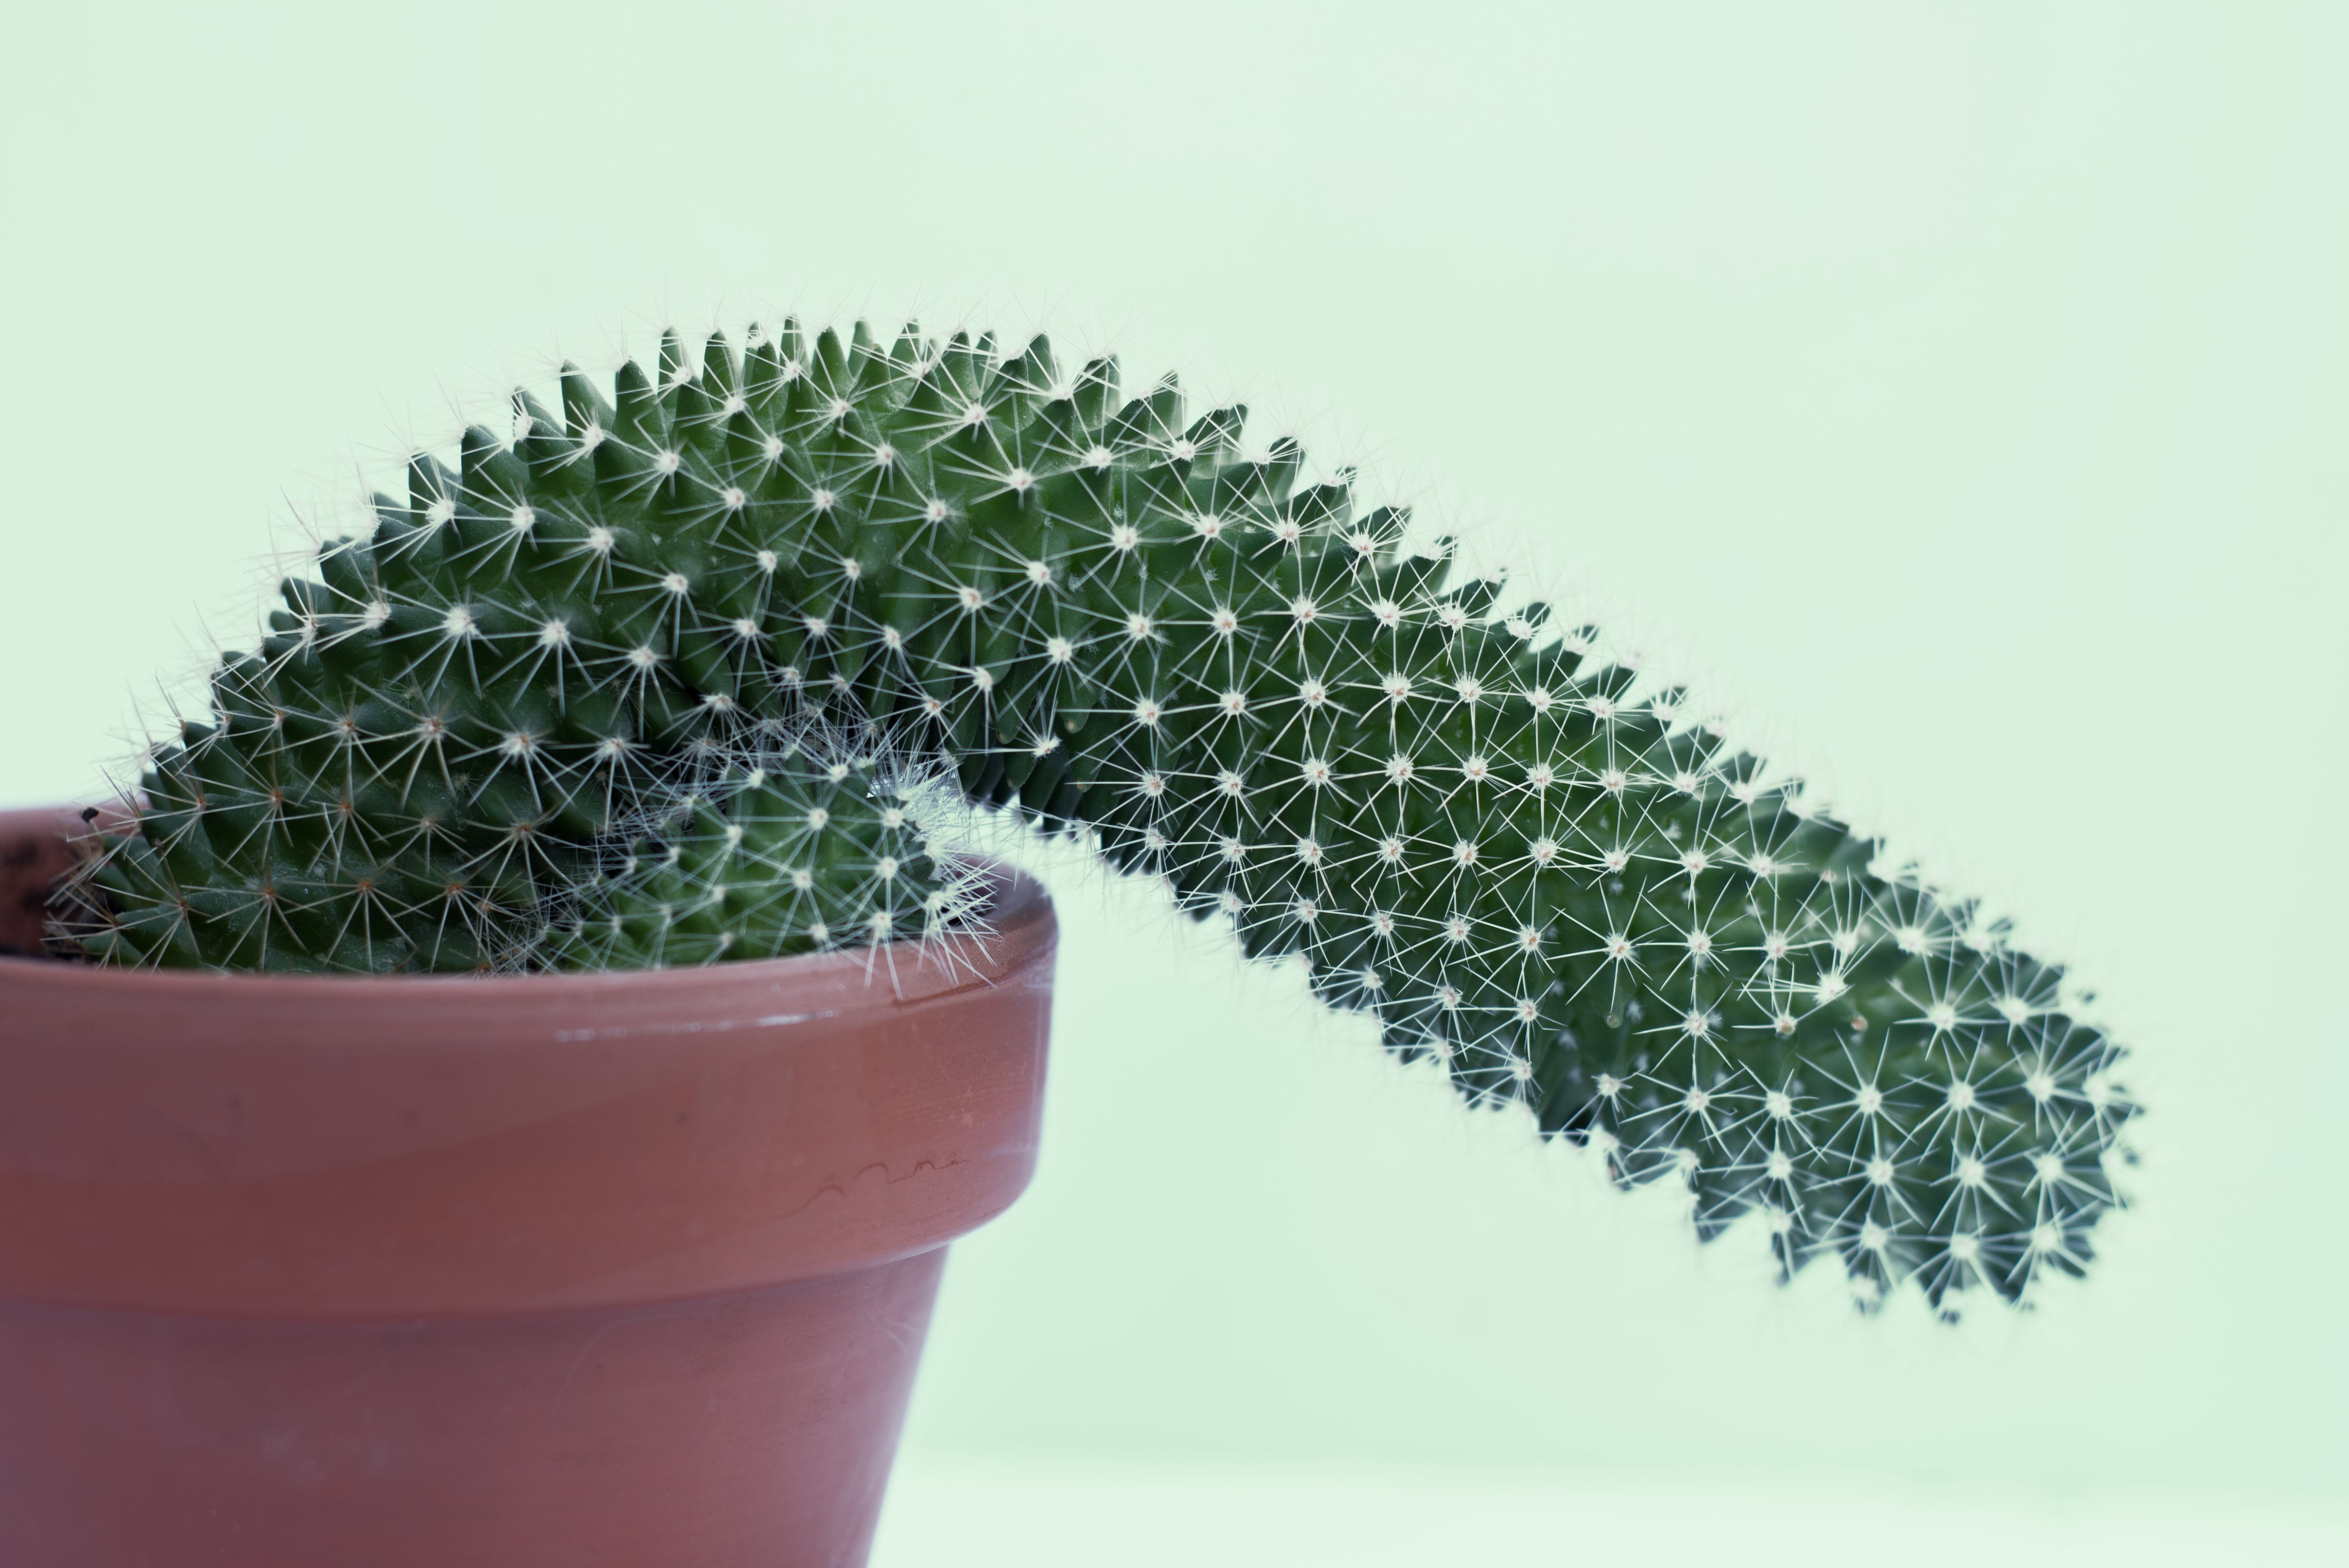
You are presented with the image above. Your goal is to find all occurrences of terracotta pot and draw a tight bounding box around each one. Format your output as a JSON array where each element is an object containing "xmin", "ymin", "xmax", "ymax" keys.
[{"xmin": 0, "ymin": 805, "xmax": 1054, "ymax": 1568}]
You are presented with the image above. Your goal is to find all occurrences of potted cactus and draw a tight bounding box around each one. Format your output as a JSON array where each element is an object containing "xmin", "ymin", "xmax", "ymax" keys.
[{"xmin": 0, "ymin": 319, "xmax": 2131, "ymax": 1565}]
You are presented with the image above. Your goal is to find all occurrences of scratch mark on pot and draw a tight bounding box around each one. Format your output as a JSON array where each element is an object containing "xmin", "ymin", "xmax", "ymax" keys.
[
  {"xmin": 548, "ymin": 1315, "xmax": 631, "ymax": 1419},
  {"xmin": 773, "ymin": 1156, "xmax": 969, "ymax": 1223}
]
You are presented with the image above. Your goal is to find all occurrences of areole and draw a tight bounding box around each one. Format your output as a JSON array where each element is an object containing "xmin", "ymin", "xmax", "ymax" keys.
[{"xmin": 0, "ymin": 805, "xmax": 1055, "ymax": 1567}]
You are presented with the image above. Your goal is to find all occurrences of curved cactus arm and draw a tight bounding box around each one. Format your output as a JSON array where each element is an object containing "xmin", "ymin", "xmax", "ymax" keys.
[{"xmin": 69, "ymin": 321, "xmax": 2132, "ymax": 1310}]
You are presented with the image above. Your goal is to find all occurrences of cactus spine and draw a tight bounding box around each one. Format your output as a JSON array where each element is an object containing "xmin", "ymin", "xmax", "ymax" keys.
[{"xmin": 72, "ymin": 320, "xmax": 2131, "ymax": 1310}]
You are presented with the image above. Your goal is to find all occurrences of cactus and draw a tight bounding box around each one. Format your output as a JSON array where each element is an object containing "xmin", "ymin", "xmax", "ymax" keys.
[
  {"xmin": 543, "ymin": 724, "xmax": 988, "ymax": 971},
  {"xmin": 68, "ymin": 320, "xmax": 2131, "ymax": 1311}
]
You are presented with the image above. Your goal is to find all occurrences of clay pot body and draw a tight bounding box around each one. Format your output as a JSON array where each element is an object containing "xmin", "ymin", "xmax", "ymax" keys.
[{"xmin": 0, "ymin": 807, "xmax": 1055, "ymax": 1568}]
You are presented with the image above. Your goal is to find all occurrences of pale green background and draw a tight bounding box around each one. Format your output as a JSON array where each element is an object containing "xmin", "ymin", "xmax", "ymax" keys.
[{"xmin": 3, "ymin": 3, "xmax": 2343, "ymax": 1561}]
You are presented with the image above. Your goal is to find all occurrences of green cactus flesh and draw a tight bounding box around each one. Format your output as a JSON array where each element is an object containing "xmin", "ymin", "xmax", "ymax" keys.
[{"xmin": 75, "ymin": 321, "xmax": 2130, "ymax": 1308}]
